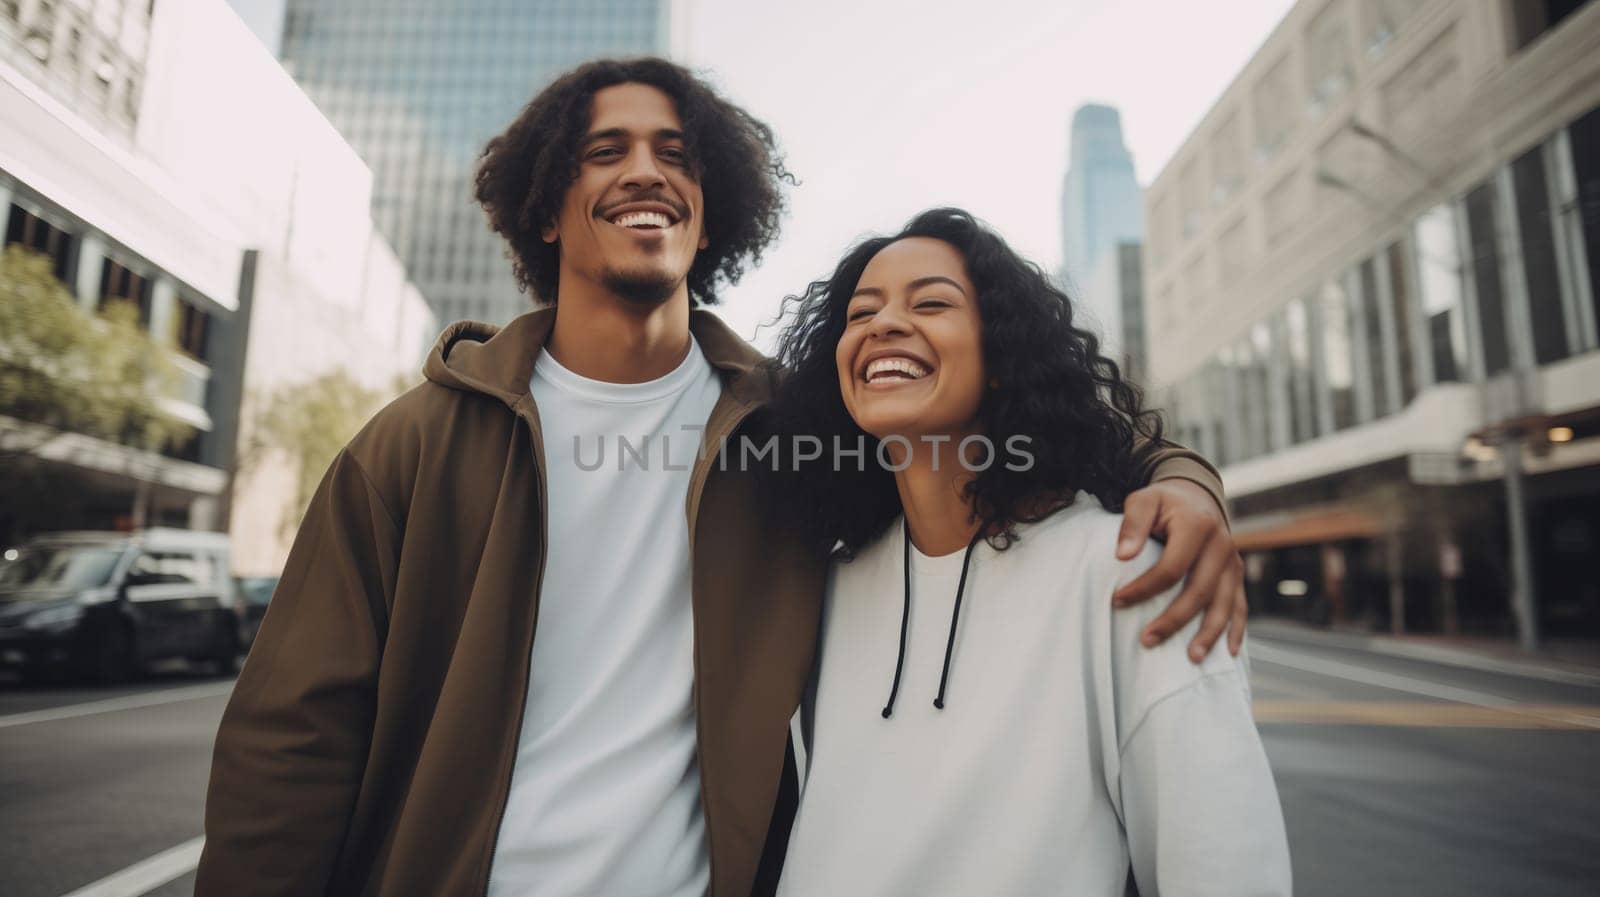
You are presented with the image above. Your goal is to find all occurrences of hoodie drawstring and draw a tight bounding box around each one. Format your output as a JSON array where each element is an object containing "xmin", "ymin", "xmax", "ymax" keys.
[{"xmin": 882, "ymin": 519, "xmax": 982, "ymax": 718}]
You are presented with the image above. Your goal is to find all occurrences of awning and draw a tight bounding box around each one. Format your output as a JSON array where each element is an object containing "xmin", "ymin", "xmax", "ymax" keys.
[{"xmin": 1231, "ymin": 506, "xmax": 1386, "ymax": 552}]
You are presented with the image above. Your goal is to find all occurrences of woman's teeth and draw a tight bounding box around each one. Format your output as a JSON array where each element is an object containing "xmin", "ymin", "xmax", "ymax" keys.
[
  {"xmin": 612, "ymin": 211, "xmax": 671, "ymax": 229},
  {"xmin": 864, "ymin": 357, "xmax": 931, "ymax": 382}
]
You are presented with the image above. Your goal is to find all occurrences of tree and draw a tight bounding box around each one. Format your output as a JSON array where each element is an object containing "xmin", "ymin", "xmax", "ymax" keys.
[
  {"xmin": 239, "ymin": 369, "xmax": 390, "ymax": 540},
  {"xmin": 0, "ymin": 244, "xmax": 191, "ymax": 453}
]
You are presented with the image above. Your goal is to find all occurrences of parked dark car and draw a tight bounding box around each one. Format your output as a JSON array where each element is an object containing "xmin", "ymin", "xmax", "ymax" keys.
[
  {"xmin": 233, "ymin": 575, "xmax": 278, "ymax": 650},
  {"xmin": 0, "ymin": 529, "xmax": 239, "ymax": 683}
]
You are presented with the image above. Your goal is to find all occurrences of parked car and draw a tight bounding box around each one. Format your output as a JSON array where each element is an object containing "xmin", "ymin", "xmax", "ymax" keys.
[
  {"xmin": 0, "ymin": 528, "xmax": 239, "ymax": 683},
  {"xmin": 233, "ymin": 575, "xmax": 279, "ymax": 650}
]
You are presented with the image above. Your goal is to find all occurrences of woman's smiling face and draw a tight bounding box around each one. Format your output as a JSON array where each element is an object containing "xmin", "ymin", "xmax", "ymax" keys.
[{"xmin": 834, "ymin": 237, "xmax": 986, "ymax": 446}]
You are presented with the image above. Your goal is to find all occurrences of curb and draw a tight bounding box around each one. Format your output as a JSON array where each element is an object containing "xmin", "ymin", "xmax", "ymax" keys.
[{"xmin": 1249, "ymin": 620, "xmax": 1600, "ymax": 688}]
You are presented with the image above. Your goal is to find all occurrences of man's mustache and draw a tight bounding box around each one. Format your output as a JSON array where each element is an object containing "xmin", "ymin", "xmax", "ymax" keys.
[{"xmin": 595, "ymin": 192, "xmax": 689, "ymax": 221}]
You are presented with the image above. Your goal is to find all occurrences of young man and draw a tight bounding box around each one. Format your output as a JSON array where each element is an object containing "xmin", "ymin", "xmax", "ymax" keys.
[{"xmin": 196, "ymin": 58, "xmax": 1247, "ymax": 897}]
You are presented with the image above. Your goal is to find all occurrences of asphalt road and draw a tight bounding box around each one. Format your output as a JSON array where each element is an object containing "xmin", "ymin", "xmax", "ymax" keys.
[
  {"xmin": 1248, "ymin": 637, "xmax": 1600, "ymax": 897},
  {"xmin": 2, "ymin": 636, "xmax": 1597, "ymax": 897}
]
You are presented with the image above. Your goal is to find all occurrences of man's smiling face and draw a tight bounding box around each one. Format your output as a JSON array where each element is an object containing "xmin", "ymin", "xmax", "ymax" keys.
[{"xmin": 542, "ymin": 82, "xmax": 709, "ymax": 306}]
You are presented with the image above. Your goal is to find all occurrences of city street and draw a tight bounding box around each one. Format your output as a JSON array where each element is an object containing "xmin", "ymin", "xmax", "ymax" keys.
[{"xmin": 2, "ymin": 634, "xmax": 1597, "ymax": 897}]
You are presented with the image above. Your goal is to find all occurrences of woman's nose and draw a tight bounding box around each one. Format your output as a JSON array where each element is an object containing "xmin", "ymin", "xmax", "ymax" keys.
[{"xmin": 866, "ymin": 302, "xmax": 911, "ymax": 338}]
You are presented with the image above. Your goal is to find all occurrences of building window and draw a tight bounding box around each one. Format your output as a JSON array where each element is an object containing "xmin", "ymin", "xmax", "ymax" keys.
[
  {"xmin": 1319, "ymin": 278, "xmax": 1357, "ymax": 430},
  {"xmin": 1385, "ymin": 240, "xmax": 1420, "ymax": 404},
  {"xmin": 1251, "ymin": 55, "xmax": 1298, "ymax": 160},
  {"xmin": 1250, "ymin": 322, "xmax": 1276, "ymax": 453},
  {"xmin": 1510, "ymin": 144, "xmax": 1572, "ymax": 365},
  {"xmin": 4, "ymin": 204, "xmax": 76, "ymax": 283},
  {"xmin": 1211, "ymin": 112, "xmax": 1246, "ymax": 205},
  {"xmin": 99, "ymin": 257, "xmax": 153, "ymax": 325},
  {"xmin": 1568, "ymin": 105, "xmax": 1600, "ymax": 345},
  {"xmin": 1464, "ymin": 182, "xmax": 1512, "ymax": 376},
  {"xmin": 1206, "ymin": 361, "xmax": 1231, "ymax": 465},
  {"xmin": 1413, "ymin": 204, "xmax": 1468, "ymax": 382},
  {"xmin": 1218, "ymin": 346, "xmax": 1246, "ymax": 463},
  {"xmin": 1183, "ymin": 255, "xmax": 1209, "ymax": 308},
  {"xmin": 1306, "ymin": 1, "xmax": 1354, "ymax": 111},
  {"xmin": 1358, "ymin": 256, "xmax": 1391, "ymax": 418},
  {"xmin": 1228, "ymin": 336, "xmax": 1268, "ymax": 461},
  {"xmin": 64, "ymin": 26, "xmax": 82, "ymax": 67},
  {"xmin": 1365, "ymin": 0, "xmax": 1421, "ymax": 54},
  {"xmin": 1180, "ymin": 158, "xmax": 1206, "ymax": 238},
  {"xmin": 1285, "ymin": 296, "xmax": 1319, "ymax": 443},
  {"xmin": 1219, "ymin": 219, "xmax": 1250, "ymax": 284},
  {"xmin": 175, "ymin": 297, "xmax": 211, "ymax": 360},
  {"xmin": 123, "ymin": 75, "xmax": 141, "ymax": 122},
  {"xmin": 1263, "ymin": 170, "xmax": 1304, "ymax": 247},
  {"xmin": 1508, "ymin": 0, "xmax": 1595, "ymax": 51}
]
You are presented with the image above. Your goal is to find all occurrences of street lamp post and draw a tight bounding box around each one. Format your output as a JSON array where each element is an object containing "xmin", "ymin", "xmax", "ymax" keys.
[{"xmin": 1498, "ymin": 433, "xmax": 1540, "ymax": 652}]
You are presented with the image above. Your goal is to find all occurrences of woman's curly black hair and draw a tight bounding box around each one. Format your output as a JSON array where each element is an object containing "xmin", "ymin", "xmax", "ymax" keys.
[
  {"xmin": 474, "ymin": 57, "xmax": 793, "ymax": 305},
  {"xmin": 767, "ymin": 207, "xmax": 1167, "ymax": 555}
]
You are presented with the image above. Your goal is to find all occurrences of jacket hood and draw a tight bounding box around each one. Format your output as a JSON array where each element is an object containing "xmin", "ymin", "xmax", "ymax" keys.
[{"xmin": 422, "ymin": 306, "xmax": 773, "ymax": 410}]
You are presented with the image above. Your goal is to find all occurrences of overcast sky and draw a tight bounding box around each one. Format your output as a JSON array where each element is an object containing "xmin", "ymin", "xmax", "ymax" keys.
[{"xmin": 227, "ymin": 0, "xmax": 1297, "ymax": 345}]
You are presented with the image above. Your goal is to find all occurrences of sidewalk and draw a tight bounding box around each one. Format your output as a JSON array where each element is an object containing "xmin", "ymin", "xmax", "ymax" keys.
[{"xmin": 1249, "ymin": 618, "xmax": 1600, "ymax": 687}]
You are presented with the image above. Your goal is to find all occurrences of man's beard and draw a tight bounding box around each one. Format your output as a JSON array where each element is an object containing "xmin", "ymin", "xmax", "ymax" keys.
[{"xmin": 601, "ymin": 265, "xmax": 678, "ymax": 307}]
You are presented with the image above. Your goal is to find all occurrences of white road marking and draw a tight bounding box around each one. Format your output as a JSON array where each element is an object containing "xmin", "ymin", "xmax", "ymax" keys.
[
  {"xmin": 0, "ymin": 682, "xmax": 233, "ymax": 730},
  {"xmin": 1249, "ymin": 641, "xmax": 1519, "ymax": 708},
  {"xmin": 58, "ymin": 835, "xmax": 203, "ymax": 897},
  {"xmin": 1353, "ymin": 638, "xmax": 1600, "ymax": 687},
  {"xmin": 1248, "ymin": 668, "xmax": 1342, "ymax": 701}
]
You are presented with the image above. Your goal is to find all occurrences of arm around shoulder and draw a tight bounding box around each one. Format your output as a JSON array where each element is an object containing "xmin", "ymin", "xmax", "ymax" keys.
[
  {"xmin": 1132, "ymin": 435, "xmax": 1228, "ymax": 525},
  {"xmin": 195, "ymin": 447, "xmax": 400, "ymax": 896}
]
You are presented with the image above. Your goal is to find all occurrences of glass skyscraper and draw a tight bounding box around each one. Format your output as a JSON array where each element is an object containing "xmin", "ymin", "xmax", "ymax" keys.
[
  {"xmin": 279, "ymin": 0, "xmax": 673, "ymax": 324},
  {"xmin": 1058, "ymin": 103, "xmax": 1143, "ymax": 289}
]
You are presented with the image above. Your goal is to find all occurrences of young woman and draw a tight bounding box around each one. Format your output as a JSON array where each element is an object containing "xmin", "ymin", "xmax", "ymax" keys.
[{"xmin": 766, "ymin": 209, "xmax": 1291, "ymax": 896}]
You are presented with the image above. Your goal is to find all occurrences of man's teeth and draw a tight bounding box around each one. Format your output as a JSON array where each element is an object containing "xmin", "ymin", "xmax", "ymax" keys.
[
  {"xmin": 612, "ymin": 211, "xmax": 671, "ymax": 229},
  {"xmin": 864, "ymin": 357, "xmax": 931, "ymax": 382}
]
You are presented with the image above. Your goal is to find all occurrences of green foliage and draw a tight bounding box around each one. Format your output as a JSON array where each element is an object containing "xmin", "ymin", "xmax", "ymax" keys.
[
  {"xmin": 243, "ymin": 369, "xmax": 388, "ymax": 539},
  {"xmin": 0, "ymin": 245, "xmax": 191, "ymax": 452}
]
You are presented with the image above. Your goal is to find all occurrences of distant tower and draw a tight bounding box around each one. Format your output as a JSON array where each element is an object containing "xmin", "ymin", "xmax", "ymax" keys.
[{"xmin": 1059, "ymin": 104, "xmax": 1143, "ymax": 289}]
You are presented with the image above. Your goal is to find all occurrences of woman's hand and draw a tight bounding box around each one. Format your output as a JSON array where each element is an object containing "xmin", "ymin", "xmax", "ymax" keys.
[{"xmin": 1112, "ymin": 479, "xmax": 1246, "ymax": 662}]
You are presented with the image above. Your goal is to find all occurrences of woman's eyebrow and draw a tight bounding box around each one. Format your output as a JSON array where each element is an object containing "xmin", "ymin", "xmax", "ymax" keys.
[
  {"xmin": 851, "ymin": 276, "xmax": 967, "ymax": 300},
  {"xmin": 908, "ymin": 275, "xmax": 968, "ymax": 297}
]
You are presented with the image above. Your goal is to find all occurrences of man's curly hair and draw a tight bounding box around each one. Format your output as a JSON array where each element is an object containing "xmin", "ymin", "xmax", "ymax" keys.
[
  {"xmin": 765, "ymin": 207, "xmax": 1168, "ymax": 555},
  {"xmin": 474, "ymin": 57, "xmax": 792, "ymax": 305}
]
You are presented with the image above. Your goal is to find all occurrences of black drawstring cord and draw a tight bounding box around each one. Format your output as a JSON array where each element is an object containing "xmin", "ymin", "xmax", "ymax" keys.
[
  {"xmin": 882, "ymin": 519, "xmax": 983, "ymax": 718},
  {"xmin": 881, "ymin": 519, "xmax": 914, "ymax": 719},
  {"xmin": 934, "ymin": 531, "xmax": 983, "ymax": 710}
]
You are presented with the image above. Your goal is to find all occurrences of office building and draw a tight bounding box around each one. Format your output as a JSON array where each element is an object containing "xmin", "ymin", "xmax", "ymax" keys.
[
  {"xmin": 278, "ymin": 0, "xmax": 675, "ymax": 325},
  {"xmin": 1143, "ymin": 0, "xmax": 1600, "ymax": 640},
  {"xmin": 1, "ymin": 0, "xmax": 435, "ymax": 568}
]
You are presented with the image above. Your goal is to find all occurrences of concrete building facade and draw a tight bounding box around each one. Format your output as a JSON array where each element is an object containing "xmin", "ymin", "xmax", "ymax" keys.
[
  {"xmin": 1, "ymin": 0, "xmax": 435, "ymax": 573},
  {"xmin": 277, "ymin": 0, "xmax": 675, "ymax": 326},
  {"xmin": 1143, "ymin": 0, "xmax": 1600, "ymax": 640}
]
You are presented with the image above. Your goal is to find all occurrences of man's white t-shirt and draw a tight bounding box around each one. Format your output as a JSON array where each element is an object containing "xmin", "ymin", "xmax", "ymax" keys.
[
  {"xmin": 777, "ymin": 495, "xmax": 1292, "ymax": 897},
  {"xmin": 486, "ymin": 338, "xmax": 721, "ymax": 897}
]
